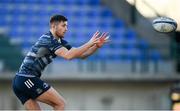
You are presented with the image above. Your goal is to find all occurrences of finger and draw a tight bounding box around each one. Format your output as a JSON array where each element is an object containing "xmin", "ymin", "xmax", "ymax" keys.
[
  {"xmin": 92, "ymin": 33, "xmax": 100, "ymax": 41},
  {"xmin": 90, "ymin": 32, "xmax": 100, "ymax": 41},
  {"xmin": 100, "ymin": 32, "xmax": 106, "ymax": 36},
  {"xmin": 93, "ymin": 30, "xmax": 99, "ymax": 36},
  {"xmin": 99, "ymin": 32, "xmax": 106, "ymax": 38},
  {"xmin": 104, "ymin": 39, "xmax": 111, "ymax": 43},
  {"xmin": 96, "ymin": 31, "xmax": 102, "ymax": 38},
  {"xmin": 100, "ymin": 36, "xmax": 106, "ymax": 42},
  {"xmin": 105, "ymin": 35, "xmax": 110, "ymax": 40},
  {"xmin": 91, "ymin": 31, "xmax": 98, "ymax": 40},
  {"xmin": 94, "ymin": 37, "xmax": 101, "ymax": 42},
  {"xmin": 93, "ymin": 30, "xmax": 100, "ymax": 37},
  {"xmin": 101, "ymin": 32, "xmax": 109, "ymax": 38},
  {"xmin": 100, "ymin": 38, "xmax": 111, "ymax": 44},
  {"xmin": 99, "ymin": 32, "xmax": 109, "ymax": 41}
]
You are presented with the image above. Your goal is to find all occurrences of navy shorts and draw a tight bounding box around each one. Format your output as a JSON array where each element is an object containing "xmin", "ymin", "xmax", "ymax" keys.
[{"xmin": 12, "ymin": 75, "xmax": 51, "ymax": 104}]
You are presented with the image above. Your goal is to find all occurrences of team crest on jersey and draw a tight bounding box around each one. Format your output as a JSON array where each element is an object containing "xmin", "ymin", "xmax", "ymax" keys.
[{"xmin": 43, "ymin": 83, "xmax": 49, "ymax": 88}]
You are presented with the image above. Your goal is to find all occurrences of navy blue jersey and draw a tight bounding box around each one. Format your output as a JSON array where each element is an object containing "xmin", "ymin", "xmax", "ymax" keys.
[{"xmin": 16, "ymin": 31, "xmax": 72, "ymax": 77}]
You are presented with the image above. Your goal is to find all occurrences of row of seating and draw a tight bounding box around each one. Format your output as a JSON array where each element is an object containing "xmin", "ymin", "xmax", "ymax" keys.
[
  {"xmin": 0, "ymin": 0, "xmax": 100, "ymax": 5},
  {"xmin": 0, "ymin": 0, "xmax": 161, "ymax": 62}
]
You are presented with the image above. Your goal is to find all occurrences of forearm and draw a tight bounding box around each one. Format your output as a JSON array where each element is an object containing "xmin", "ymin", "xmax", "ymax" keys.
[
  {"xmin": 80, "ymin": 44, "xmax": 99, "ymax": 59},
  {"xmin": 65, "ymin": 42, "xmax": 94, "ymax": 59}
]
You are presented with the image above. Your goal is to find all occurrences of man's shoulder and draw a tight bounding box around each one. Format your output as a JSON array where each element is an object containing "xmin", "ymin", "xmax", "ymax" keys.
[
  {"xmin": 40, "ymin": 32, "xmax": 52, "ymax": 39},
  {"xmin": 37, "ymin": 32, "xmax": 52, "ymax": 44}
]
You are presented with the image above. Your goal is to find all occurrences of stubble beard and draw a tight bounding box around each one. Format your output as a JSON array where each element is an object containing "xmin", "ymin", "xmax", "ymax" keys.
[{"xmin": 55, "ymin": 31, "xmax": 64, "ymax": 39}]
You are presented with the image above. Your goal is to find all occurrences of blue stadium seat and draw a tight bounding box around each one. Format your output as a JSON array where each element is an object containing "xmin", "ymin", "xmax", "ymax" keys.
[
  {"xmin": 49, "ymin": 0, "xmax": 63, "ymax": 5},
  {"xmin": 25, "ymin": 0, "xmax": 37, "ymax": 4},
  {"xmin": 0, "ymin": 0, "xmax": 12, "ymax": 3},
  {"xmin": 100, "ymin": 8, "xmax": 113, "ymax": 18},
  {"xmin": 112, "ymin": 19, "xmax": 125, "ymax": 28},
  {"xmin": 74, "ymin": 0, "xmax": 87, "ymax": 5},
  {"xmin": 0, "ymin": 0, "xmax": 161, "ymax": 62},
  {"xmin": 13, "ymin": 0, "xmax": 25, "ymax": 4},
  {"xmin": 87, "ymin": 0, "xmax": 100, "ymax": 6},
  {"xmin": 0, "ymin": 18, "xmax": 8, "ymax": 26}
]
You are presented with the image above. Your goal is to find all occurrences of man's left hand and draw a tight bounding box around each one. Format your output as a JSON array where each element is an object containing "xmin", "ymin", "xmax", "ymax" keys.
[{"xmin": 96, "ymin": 32, "xmax": 110, "ymax": 48}]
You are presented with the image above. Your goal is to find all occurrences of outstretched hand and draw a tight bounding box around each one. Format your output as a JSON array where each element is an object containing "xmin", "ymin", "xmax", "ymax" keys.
[
  {"xmin": 88, "ymin": 30, "xmax": 110, "ymax": 48},
  {"xmin": 96, "ymin": 32, "xmax": 110, "ymax": 48},
  {"xmin": 88, "ymin": 30, "xmax": 100, "ymax": 44}
]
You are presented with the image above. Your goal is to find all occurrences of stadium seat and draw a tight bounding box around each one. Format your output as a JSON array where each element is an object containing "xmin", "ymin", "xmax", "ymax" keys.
[{"xmin": 0, "ymin": 0, "xmax": 161, "ymax": 62}]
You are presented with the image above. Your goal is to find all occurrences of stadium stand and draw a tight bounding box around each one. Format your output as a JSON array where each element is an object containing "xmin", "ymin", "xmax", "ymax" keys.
[
  {"xmin": 0, "ymin": 1, "xmax": 179, "ymax": 110},
  {"xmin": 0, "ymin": 0, "xmax": 162, "ymax": 72}
]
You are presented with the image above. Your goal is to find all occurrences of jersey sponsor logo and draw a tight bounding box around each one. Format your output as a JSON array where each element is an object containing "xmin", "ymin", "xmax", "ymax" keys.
[{"xmin": 24, "ymin": 79, "xmax": 34, "ymax": 89}]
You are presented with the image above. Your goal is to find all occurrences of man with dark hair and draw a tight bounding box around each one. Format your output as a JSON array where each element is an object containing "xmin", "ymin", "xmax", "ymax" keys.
[{"xmin": 12, "ymin": 14, "xmax": 109, "ymax": 110}]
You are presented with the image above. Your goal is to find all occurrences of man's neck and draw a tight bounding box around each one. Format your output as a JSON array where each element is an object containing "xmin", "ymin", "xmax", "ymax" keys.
[{"xmin": 50, "ymin": 29, "xmax": 59, "ymax": 39}]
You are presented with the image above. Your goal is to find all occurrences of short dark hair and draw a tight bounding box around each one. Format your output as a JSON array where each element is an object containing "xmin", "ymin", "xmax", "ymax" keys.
[{"xmin": 50, "ymin": 14, "xmax": 67, "ymax": 24}]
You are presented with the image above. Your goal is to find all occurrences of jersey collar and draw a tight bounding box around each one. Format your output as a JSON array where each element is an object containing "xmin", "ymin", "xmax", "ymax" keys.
[{"xmin": 49, "ymin": 31, "xmax": 62, "ymax": 43}]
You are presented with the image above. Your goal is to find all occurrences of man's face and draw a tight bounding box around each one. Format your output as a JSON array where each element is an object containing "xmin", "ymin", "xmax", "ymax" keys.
[{"xmin": 55, "ymin": 21, "xmax": 68, "ymax": 38}]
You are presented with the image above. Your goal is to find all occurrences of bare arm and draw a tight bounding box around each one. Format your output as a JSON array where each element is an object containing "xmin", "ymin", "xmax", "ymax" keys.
[
  {"xmin": 55, "ymin": 31, "xmax": 100, "ymax": 60},
  {"xmin": 55, "ymin": 31, "xmax": 110, "ymax": 60},
  {"xmin": 55, "ymin": 41, "xmax": 95, "ymax": 60},
  {"xmin": 79, "ymin": 44, "xmax": 99, "ymax": 59}
]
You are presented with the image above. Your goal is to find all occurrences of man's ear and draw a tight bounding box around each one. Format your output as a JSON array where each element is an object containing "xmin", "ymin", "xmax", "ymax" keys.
[
  {"xmin": 50, "ymin": 22, "xmax": 56, "ymax": 29},
  {"xmin": 52, "ymin": 23, "xmax": 56, "ymax": 29}
]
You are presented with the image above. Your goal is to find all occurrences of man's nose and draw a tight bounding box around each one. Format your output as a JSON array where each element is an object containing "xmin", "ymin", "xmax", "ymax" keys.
[{"xmin": 65, "ymin": 27, "xmax": 68, "ymax": 31}]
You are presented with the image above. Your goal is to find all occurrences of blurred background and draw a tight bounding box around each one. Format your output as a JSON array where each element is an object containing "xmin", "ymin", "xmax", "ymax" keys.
[{"xmin": 0, "ymin": 0, "xmax": 180, "ymax": 110}]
